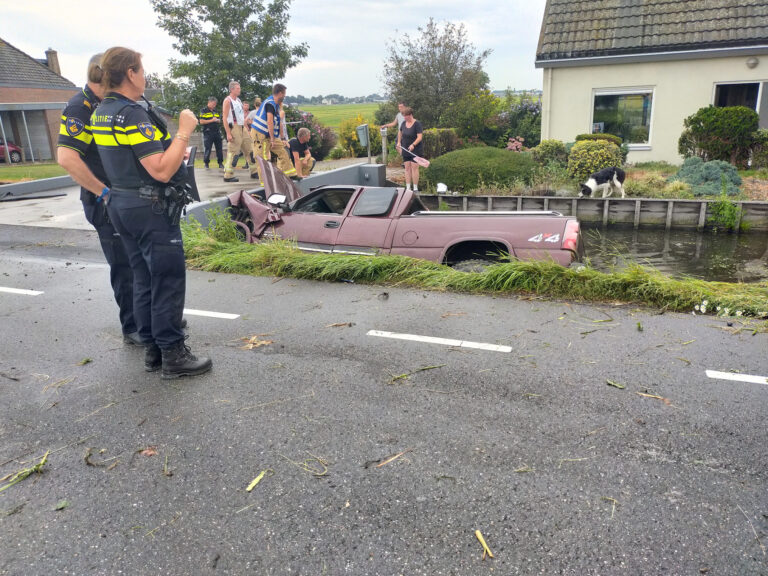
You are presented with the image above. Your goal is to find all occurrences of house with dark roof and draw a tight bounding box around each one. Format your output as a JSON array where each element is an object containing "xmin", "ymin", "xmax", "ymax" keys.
[
  {"xmin": 0, "ymin": 38, "xmax": 77, "ymax": 163},
  {"xmin": 536, "ymin": 0, "xmax": 768, "ymax": 163}
]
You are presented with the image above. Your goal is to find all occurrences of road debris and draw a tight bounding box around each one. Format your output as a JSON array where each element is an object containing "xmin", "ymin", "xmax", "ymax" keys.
[
  {"xmin": 139, "ymin": 446, "xmax": 158, "ymax": 457},
  {"xmin": 737, "ymin": 504, "xmax": 766, "ymax": 557},
  {"xmin": 54, "ymin": 499, "xmax": 70, "ymax": 511},
  {"xmin": 279, "ymin": 452, "xmax": 328, "ymax": 476},
  {"xmin": 246, "ymin": 469, "xmax": 274, "ymax": 491},
  {"xmin": 441, "ymin": 312, "xmax": 466, "ymax": 318},
  {"xmin": 606, "ymin": 379, "xmax": 625, "ymax": 389},
  {"xmin": 514, "ymin": 465, "xmax": 534, "ymax": 473},
  {"xmin": 0, "ymin": 451, "xmax": 49, "ymax": 493},
  {"xmin": 475, "ymin": 529, "xmax": 494, "ymax": 560},
  {"xmin": 240, "ymin": 334, "xmax": 274, "ymax": 350},
  {"xmin": 76, "ymin": 358, "xmax": 92, "ymax": 366},
  {"xmin": 325, "ymin": 322, "xmax": 354, "ymax": 328},
  {"xmin": 388, "ymin": 364, "xmax": 445, "ymax": 384},
  {"xmin": 602, "ymin": 496, "xmax": 619, "ymax": 519},
  {"xmin": 636, "ymin": 392, "xmax": 673, "ymax": 406},
  {"xmin": 370, "ymin": 449, "xmax": 413, "ymax": 469}
]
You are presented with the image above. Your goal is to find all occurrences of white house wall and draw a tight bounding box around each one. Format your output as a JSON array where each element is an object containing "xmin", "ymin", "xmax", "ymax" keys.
[{"xmin": 541, "ymin": 54, "xmax": 768, "ymax": 164}]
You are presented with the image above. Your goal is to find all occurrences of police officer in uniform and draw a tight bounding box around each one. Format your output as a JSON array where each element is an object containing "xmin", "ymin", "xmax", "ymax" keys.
[
  {"xmin": 199, "ymin": 96, "xmax": 224, "ymax": 169},
  {"xmin": 91, "ymin": 47, "xmax": 212, "ymax": 379},
  {"xmin": 57, "ymin": 53, "xmax": 139, "ymax": 346}
]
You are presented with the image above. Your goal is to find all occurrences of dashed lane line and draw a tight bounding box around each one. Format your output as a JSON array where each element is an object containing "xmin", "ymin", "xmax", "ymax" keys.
[
  {"xmin": 183, "ymin": 308, "xmax": 240, "ymax": 320},
  {"xmin": 706, "ymin": 370, "xmax": 768, "ymax": 386},
  {"xmin": 0, "ymin": 286, "xmax": 44, "ymax": 296},
  {"xmin": 367, "ymin": 329, "xmax": 512, "ymax": 353}
]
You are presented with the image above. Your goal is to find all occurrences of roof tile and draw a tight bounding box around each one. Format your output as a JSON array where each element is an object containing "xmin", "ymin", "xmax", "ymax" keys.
[{"xmin": 0, "ymin": 38, "xmax": 76, "ymax": 90}]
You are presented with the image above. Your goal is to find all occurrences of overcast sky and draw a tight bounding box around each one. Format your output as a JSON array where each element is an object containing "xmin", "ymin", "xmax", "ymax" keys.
[{"xmin": 2, "ymin": 0, "xmax": 545, "ymax": 97}]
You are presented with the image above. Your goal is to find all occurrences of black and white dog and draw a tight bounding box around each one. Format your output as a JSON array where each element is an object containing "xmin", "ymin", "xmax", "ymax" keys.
[{"xmin": 579, "ymin": 166, "xmax": 626, "ymax": 198}]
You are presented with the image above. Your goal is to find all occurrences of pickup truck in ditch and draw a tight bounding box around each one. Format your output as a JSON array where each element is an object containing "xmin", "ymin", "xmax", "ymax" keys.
[{"xmin": 227, "ymin": 161, "xmax": 585, "ymax": 269}]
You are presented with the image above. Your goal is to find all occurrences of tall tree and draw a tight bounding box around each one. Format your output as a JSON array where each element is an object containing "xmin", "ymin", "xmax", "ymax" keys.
[
  {"xmin": 382, "ymin": 19, "xmax": 490, "ymax": 127},
  {"xmin": 150, "ymin": 0, "xmax": 307, "ymax": 110}
]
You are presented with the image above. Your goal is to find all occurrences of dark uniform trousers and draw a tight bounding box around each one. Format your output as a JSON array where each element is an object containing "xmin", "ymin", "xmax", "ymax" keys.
[
  {"xmin": 203, "ymin": 130, "xmax": 223, "ymax": 166},
  {"xmin": 105, "ymin": 193, "xmax": 186, "ymax": 349},
  {"xmin": 82, "ymin": 200, "xmax": 136, "ymax": 334}
]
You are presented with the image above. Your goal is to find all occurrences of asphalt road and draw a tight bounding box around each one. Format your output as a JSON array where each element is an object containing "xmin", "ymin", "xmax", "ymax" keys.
[{"xmin": 0, "ymin": 224, "xmax": 767, "ymax": 575}]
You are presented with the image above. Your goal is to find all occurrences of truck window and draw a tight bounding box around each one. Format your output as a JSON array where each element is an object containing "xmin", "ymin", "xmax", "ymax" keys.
[
  {"xmin": 403, "ymin": 195, "xmax": 428, "ymax": 215},
  {"xmin": 351, "ymin": 188, "xmax": 398, "ymax": 217},
  {"xmin": 293, "ymin": 189, "xmax": 354, "ymax": 215}
]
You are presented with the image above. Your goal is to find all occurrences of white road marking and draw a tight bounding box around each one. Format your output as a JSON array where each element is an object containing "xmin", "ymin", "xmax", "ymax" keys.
[
  {"xmin": 706, "ymin": 370, "xmax": 768, "ymax": 386},
  {"xmin": 0, "ymin": 286, "xmax": 43, "ymax": 296},
  {"xmin": 183, "ymin": 308, "xmax": 240, "ymax": 320},
  {"xmin": 367, "ymin": 330, "xmax": 512, "ymax": 353}
]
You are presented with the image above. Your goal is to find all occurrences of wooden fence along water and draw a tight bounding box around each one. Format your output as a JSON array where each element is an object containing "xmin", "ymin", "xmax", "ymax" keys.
[{"xmin": 418, "ymin": 195, "xmax": 768, "ymax": 232}]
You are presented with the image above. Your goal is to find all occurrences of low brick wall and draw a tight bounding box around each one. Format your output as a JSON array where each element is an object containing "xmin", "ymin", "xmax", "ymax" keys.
[{"xmin": 419, "ymin": 195, "xmax": 768, "ymax": 232}]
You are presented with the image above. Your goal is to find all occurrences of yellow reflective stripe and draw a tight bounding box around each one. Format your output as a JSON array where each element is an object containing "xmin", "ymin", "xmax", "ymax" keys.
[
  {"xmin": 283, "ymin": 167, "xmax": 297, "ymax": 176},
  {"xmin": 59, "ymin": 121, "xmax": 93, "ymax": 144},
  {"xmin": 92, "ymin": 132, "xmax": 127, "ymax": 146},
  {"xmin": 200, "ymin": 113, "xmax": 214, "ymax": 119}
]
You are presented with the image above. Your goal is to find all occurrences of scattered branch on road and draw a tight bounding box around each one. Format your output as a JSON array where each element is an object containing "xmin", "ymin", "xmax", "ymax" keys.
[
  {"xmin": 558, "ymin": 457, "xmax": 592, "ymax": 469},
  {"xmin": 388, "ymin": 364, "xmax": 446, "ymax": 384},
  {"xmin": 514, "ymin": 465, "xmax": 534, "ymax": 473},
  {"xmin": 325, "ymin": 322, "xmax": 354, "ymax": 328},
  {"xmin": 239, "ymin": 334, "xmax": 274, "ymax": 350},
  {"xmin": 76, "ymin": 358, "xmax": 92, "ymax": 366},
  {"xmin": 42, "ymin": 375, "xmax": 74, "ymax": 393},
  {"xmin": 737, "ymin": 504, "xmax": 767, "ymax": 557},
  {"xmin": 606, "ymin": 379, "xmax": 625, "ymax": 389},
  {"xmin": 237, "ymin": 389, "xmax": 315, "ymax": 412},
  {"xmin": 636, "ymin": 392, "xmax": 673, "ymax": 406},
  {"xmin": 475, "ymin": 530, "xmax": 494, "ymax": 560},
  {"xmin": 366, "ymin": 449, "xmax": 413, "ymax": 469},
  {"xmin": 0, "ymin": 451, "xmax": 49, "ymax": 494},
  {"xmin": 278, "ymin": 452, "xmax": 329, "ymax": 477},
  {"xmin": 145, "ymin": 512, "xmax": 181, "ymax": 539},
  {"xmin": 246, "ymin": 469, "xmax": 274, "ymax": 491},
  {"xmin": 441, "ymin": 312, "xmax": 466, "ymax": 318},
  {"xmin": 601, "ymin": 497, "xmax": 619, "ymax": 519},
  {"xmin": 84, "ymin": 447, "xmax": 121, "ymax": 470}
]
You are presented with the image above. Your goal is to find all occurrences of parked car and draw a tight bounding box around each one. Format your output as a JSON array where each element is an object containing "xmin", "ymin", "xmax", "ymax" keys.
[
  {"xmin": 227, "ymin": 161, "xmax": 585, "ymax": 268},
  {"xmin": 0, "ymin": 140, "xmax": 22, "ymax": 163}
]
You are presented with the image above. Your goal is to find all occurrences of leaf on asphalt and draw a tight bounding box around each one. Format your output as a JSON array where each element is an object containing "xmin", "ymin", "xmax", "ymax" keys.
[
  {"xmin": 636, "ymin": 392, "xmax": 672, "ymax": 406},
  {"xmin": 636, "ymin": 322, "xmax": 643, "ymax": 332},
  {"xmin": 54, "ymin": 499, "xmax": 70, "ymax": 511},
  {"xmin": 139, "ymin": 446, "xmax": 158, "ymax": 457},
  {"xmin": 239, "ymin": 335, "xmax": 274, "ymax": 350},
  {"xmin": 77, "ymin": 358, "xmax": 92, "ymax": 366},
  {"xmin": 325, "ymin": 322, "xmax": 354, "ymax": 328},
  {"xmin": 606, "ymin": 379, "xmax": 625, "ymax": 389},
  {"xmin": 0, "ymin": 451, "xmax": 49, "ymax": 494}
]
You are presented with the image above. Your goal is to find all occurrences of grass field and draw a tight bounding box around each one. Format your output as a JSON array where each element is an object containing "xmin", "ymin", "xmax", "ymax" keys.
[
  {"xmin": 299, "ymin": 103, "xmax": 379, "ymax": 131},
  {"xmin": 0, "ymin": 162, "xmax": 67, "ymax": 184}
]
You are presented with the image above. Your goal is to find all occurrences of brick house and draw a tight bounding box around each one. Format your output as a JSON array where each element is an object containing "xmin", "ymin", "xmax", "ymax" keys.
[
  {"xmin": 536, "ymin": 0, "xmax": 768, "ymax": 163},
  {"xmin": 0, "ymin": 38, "xmax": 77, "ymax": 163}
]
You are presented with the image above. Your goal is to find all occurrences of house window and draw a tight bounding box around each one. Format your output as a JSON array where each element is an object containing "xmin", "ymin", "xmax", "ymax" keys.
[
  {"xmin": 714, "ymin": 82, "xmax": 767, "ymax": 129},
  {"xmin": 592, "ymin": 90, "xmax": 653, "ymax": 145}
]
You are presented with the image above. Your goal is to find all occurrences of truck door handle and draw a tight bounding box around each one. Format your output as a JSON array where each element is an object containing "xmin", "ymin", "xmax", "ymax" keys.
[{"xmin": 324, "ymin": 220, "xmax": 340, "ymax": 229}]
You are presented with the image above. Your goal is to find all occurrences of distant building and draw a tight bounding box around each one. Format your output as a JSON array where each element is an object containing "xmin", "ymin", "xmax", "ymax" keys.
[
  {"xmin": 0, "ymin": 38, "xmax": 77, "ymax": 162},
  {"xmin": 536, "ymin": 0, "xmax": 768, "ymax": 164}
]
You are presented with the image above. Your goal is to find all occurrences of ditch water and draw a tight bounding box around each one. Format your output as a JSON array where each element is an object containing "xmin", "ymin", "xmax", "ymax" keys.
[{"xmin": 583, "ymin": 226, "xmax": 768, "ymax": 283}]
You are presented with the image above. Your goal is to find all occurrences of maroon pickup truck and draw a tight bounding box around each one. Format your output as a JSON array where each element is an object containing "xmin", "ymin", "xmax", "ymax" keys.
[{"xmin": 228, "ymin": 164, "xmax": 585, "ymax": 268}]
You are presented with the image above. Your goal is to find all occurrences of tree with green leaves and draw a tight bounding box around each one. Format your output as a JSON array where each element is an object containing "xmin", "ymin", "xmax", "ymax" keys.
[
  {"xmin": 381, "ymin": 19, "xmax": 490, "ymax": 128},
  {"xmin": 150, "ymin": 0, "xmax": 307, "ymax": 111}
]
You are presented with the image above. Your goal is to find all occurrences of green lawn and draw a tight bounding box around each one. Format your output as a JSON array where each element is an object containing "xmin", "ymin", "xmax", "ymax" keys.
[
  {"xmin": 0, "ymin": 162, "xmax": 67, "ymax": 184},
  {"xmin": 299, "ymin": 103, "xmax": 379, "ymax": 132}
]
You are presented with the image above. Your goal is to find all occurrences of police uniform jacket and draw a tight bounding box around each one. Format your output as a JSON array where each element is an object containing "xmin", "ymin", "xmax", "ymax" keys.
[
  {"xmin": 199, "ymin": 106, "xmax": 222, "ymax": 136},
  {"xmin": 57, "ymin": 85, "xmax": 110, "ymax": 203},
  {"xmin": 91, "ymin": 92, "xmax": 182, "ymax": 191}
]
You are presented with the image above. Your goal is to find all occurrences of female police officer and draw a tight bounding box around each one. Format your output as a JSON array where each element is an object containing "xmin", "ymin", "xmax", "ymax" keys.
[{"xmin": 91, "ymin": 47, "xmax": 212, "ymax": 379}]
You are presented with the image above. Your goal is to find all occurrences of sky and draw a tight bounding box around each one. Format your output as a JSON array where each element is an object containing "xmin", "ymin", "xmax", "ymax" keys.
[{"xmin": 2, "ymin": 0, "xmax": 546, "ymax": 97}]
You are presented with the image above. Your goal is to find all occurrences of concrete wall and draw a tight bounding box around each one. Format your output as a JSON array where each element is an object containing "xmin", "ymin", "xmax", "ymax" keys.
[{"xmin": 541, "ymin": 53, "xmax": 768, "ymax": 164}]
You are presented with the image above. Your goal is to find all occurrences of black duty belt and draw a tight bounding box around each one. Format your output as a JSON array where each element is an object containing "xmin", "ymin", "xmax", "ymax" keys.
[{"xmin": 110, "ymin": 186, "xmax": 162, "ymax": 200}]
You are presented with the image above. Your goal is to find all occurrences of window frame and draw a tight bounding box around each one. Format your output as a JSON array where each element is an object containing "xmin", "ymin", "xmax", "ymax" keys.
[
  {"xmin": 590, "ymin": 87, "xmax": 655, "ymax": 150},
  {"xmin": 712, "ymin": 80, "xmax": 763, "ymax": 113}
]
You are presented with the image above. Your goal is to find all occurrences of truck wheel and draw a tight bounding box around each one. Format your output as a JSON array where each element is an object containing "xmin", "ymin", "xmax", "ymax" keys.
[
  {"xmin": 451, "ymin": 259, "xmax": 491, "ymax": 273},
  {"xmin": 9, "ymin": 151, "xmax": 22, "ymax": 163}
]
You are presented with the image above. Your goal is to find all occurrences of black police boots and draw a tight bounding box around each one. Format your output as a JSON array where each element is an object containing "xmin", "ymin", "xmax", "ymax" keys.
[
  {"xmin": 161, "ymin": 340, "xmax": 212, "ymax": 379},
  {"xmin": 145, "ymin": 344, "xmax": 162, "ymax": 372}
]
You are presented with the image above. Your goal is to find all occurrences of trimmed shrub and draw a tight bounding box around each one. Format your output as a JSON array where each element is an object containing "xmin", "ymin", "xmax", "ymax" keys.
[
  {"xmin": 422, "ymin": 128, "xmax": 459, "ymax": 159},
  {"xmin": 678, "ymin": 106, "xmax": 759, "ymax": 167},
  {"xmin": 575, "ymin": 133, "xmax": 623, "ymax": 147},
  {"xmin": 338, "ymin": 114, "xmax": 382, "ymax": 157},
  {"xmin": 423, "ymin": 147, "xmax": 537, "ymax": 192},
  {"xmin": 532, "ymin": 139, "xmax": 568, "ymax": 167},
  {"xmin": 669, "ymin": 156, "xmax": 742, "ymax": 197},
  {"xmin": 567, "ymin": 140, "xmax": 623, "ymax": 183},
  {"xmin": 751, "ymin": 128, "xmax": 768, "ymax": 169},
  {"xmin": 624, "ymin": 174, "xmax": 694, "ymax": 199}
]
